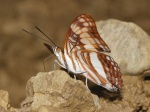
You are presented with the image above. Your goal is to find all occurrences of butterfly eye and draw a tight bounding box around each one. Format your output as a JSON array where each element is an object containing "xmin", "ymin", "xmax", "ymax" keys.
[{"xmin": 56, "ymin": 47, "xmax": 62, "ymax": 53}]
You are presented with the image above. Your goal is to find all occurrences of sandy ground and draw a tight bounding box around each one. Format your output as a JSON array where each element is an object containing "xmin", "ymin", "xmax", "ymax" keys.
[{"xmin": 0, "ymin": 0, "xmax": 150, "ymax": 107}]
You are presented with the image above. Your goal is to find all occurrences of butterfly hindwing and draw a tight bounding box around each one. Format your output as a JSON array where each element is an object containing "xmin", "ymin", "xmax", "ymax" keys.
[
  {"xmin": 73, "ymin": 50, "xmax": 122, "ymax": 91},
  {"xmin": 97, "ymin": 53, "xmax": 122, "ymax": 89}
]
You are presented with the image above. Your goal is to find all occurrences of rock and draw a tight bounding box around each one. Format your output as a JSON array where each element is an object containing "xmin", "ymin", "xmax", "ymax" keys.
[
  {"xmin": 0, "ymin": 90, "xmax": 9, "ymax": 111},
  {"xmin": 19, "ymin": 70, "xmax": 150, "ymax": 112},
  {"xmin": 0, "ymin": 70, "xmax": 149, "ymax": 112},
  {"xmin": 96, "ymin": 19, "xmax": 150, "ymax": 75},
  {"xmin": 93, "ymin": 75, "xmax": 150, "ymax": 112},
  {"xmin": 0, "ymin": 106, "xmax": 7, "ymax": 112},
  {"xmin": 121, "ymin": 75, "xmax": 149, "ymax": 112},
  {"xmin": 21, "ymin": 70, "xmax": 100, "ymax": 112},
  {"xmin": 0, "ymin": 90, "xmax": 18, "ymax": 112}
]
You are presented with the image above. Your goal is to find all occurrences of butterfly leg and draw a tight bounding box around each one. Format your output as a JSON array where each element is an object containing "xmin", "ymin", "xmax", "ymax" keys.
[
  {"xmin": 75, "ymin": 71, "xmax": 89, "ymax": 89},
  {"xmin": 85, "ymin": 73, "xmax": 89, "ymax": 89},
  {"xmin": 80, "ymin": 71, "xmax": 88, "ymax": 89},
  {"xmin": 74, "ymin": 75, "xmax": 76, "ymax": 80},
  {"xmin": 43, "ymin": 54, "xmax": 54, "ymax": 71},
  {"xmin": 73, "ymin": 70, "xmax": 87, "ymax": 80},
  {"xmin": 54, "ymin": 60, "xmax": 57, "ymax": 70}
]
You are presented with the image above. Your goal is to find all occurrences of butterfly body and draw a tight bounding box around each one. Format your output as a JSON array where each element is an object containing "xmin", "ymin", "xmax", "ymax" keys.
[{"xmin": 44, "ymin": 14, "xmax": 122, "ymax": 92}]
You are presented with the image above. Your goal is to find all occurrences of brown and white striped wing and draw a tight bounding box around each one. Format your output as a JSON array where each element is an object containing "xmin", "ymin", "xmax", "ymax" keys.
[
  {"xmin": 64, "ymin": 14, "xmax": 110, "ymax": 54},
  {"xmin": 73, "ymin": 50, "xmax": 122, "ymax": 91}
]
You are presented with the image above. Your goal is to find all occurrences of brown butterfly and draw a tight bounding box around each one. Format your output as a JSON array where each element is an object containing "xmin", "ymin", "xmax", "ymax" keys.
[
  {"xmin": 44, "ymin": 14, "xmax": 122, "ymax": 91},
  {"xmin": 23, "ymin": 14, "xmax": 122, "ymax": 91}
]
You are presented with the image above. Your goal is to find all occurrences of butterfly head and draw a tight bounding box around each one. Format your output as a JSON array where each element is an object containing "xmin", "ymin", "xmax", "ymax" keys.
[
  {"xmin": 44, "ymin": 43, "xmax": 62, "ymax": 56},
  {"xmin": 54, "ymin": 47, "xmax": 62, "ymax": 57},
  {"xmin": 44, "ymin": 43, "xmax": 66, "ymax": 68}
]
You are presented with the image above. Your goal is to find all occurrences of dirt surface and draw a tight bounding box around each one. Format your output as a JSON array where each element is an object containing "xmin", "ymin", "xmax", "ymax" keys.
[{"xmin": 0, "ymin": 0, "xmax": 150, "ymax": 107}]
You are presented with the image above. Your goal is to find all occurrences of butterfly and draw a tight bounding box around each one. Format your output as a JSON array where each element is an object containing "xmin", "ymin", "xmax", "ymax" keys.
[{"xmin": 44, "ymin": 14, "xmax": 122, "ymax": 91}]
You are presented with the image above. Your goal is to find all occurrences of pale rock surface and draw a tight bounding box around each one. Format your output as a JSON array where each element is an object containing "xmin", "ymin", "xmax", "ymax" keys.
[
  {"xmin": 96, "ymin": 19, "xmax": 150, "ymax": 75},
  {"xmin": 19, "ymin": 70, "xmax": 150, "ymax": 112},
  {"xmin": 0, "ymin": 70, "xmax": 150, "ymax": 112},
  {"xmin": 0, "ymin": 90, "xmax": 18, "ymax": 112},
  {"xmin": 21, "ymin": 70, "xmax": 100, "ymax": 112},
  {"xmin": 0, "ymin": 90, "xmax": 9, "ymax": 111},
  {"xmin": 97, "ymin": 75, "xmax": 150, "ymax": 112}
]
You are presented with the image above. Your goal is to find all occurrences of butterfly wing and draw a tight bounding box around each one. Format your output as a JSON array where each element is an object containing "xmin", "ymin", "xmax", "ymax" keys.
[
  {"xmin": 64, "ymin": 13, "xmax": 111, "ymax": 54},
  {"xmin": 73, "ymin": 50, "xmax": 122, "ymax": 91},
  {"xmin": 63, "ymin": 14, "xmax": 122, "ymax": 91}
]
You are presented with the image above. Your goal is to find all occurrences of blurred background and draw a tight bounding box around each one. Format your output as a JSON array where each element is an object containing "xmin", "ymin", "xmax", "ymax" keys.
[{"xmin": 0, "ymin": 0, "xmax": 150, "ymax": 107}]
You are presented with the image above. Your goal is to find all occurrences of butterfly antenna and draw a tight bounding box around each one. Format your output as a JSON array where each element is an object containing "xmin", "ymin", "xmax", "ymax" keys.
[
  {"xmin": 22, "ymin": 29, "xmax": 50, "ymax": 43},
  {"xmin": 35, "ymin": 26, "xmax": 56, "ymax": 47}
]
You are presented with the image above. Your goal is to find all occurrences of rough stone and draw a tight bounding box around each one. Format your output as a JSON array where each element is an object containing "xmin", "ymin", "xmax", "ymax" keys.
[
  {"xmin": 90, "ymin": 75, "xmax": 150, "ymax": 112},
  {"xmin": 96, "ymin": 19, "xmax": 150, "ymax": 75},
  {"xmin": 0, "ymin": 90, "xmax": 9, "ymax": 111},
  {"xmin": 0, "ymin": 106, "xmax": 7, "ymax": 112},
  {"xmin": 21, "ymin": 70, "xmax": 100, "ymax": 112},
  {"xmin": 18, "ymin": 70, "xmax": 150, "ymax": 112},
  {"xmin": 0, "ymin": 70, "xmax": 150, "ymax": 112}
]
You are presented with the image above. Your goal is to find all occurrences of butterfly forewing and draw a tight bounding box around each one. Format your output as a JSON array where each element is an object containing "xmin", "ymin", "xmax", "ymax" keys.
[{"xmin": 64, "ymin": 14, "xmax": 111, "ymax": 54}]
